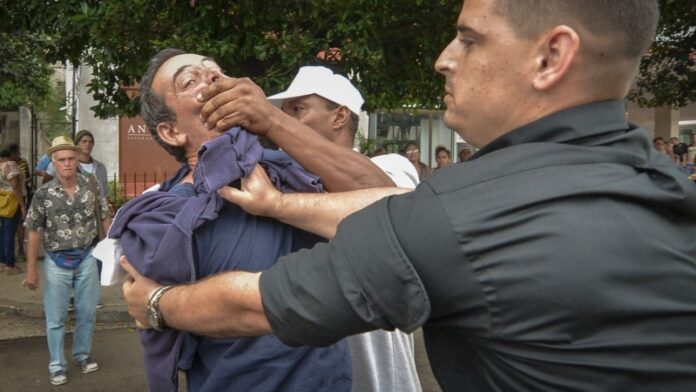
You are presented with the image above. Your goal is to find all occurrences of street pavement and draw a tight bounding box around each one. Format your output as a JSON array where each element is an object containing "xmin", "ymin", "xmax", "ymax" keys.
[
  {"xmin": 0, "ymin": 326, "xmax": 150, "ymax": 391},
  {"xmin": 0, "ymin": 259, "xmax": 130, "ymax": 326},
  {"xmin": 0, "ymin": 258, "xmax": 150, "ymax": 391},
  {"xmin": 0, "ymin": 258, "xmax": 441, "ymax": 391}
]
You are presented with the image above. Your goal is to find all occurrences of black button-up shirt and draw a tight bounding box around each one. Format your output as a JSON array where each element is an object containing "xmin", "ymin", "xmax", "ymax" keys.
[{"xmin": 261, "ymin": 100, "xmax": 696, "ymax": 391}]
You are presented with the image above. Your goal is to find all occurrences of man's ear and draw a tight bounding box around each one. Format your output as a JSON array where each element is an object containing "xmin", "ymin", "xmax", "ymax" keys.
[
  {"xmin": 532, "ymin": 25, "xmax": 580, "ymax": 91},
  {"xmin": 332, "ymin": 106, "xmax": 351, "ymax": 130},
  {"xmin": 156, "ymin": 122, "xmax": 187, "ymax": 147}
]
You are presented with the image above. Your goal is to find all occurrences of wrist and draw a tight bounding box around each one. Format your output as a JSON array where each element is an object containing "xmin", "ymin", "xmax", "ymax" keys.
[
  {"xmin": 265, "ymin": 112, "xmax": 285, "ymax": 141},
  {"xmin": 272, "ymin": 193, "xmax": 286, "ymax": 220},
  {"xmin": 146, "ymin": 285, "xmax": 174, "ymax": 331}
]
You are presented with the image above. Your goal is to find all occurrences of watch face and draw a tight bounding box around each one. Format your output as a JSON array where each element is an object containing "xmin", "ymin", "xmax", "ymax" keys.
[{"xmin": 147, "ymin": 305, "xmax": 160, "ymax": 330}]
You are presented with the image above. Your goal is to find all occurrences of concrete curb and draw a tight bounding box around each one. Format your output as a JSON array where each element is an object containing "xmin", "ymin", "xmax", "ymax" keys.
[{"xmin": 0, "ymin": 299, "xmax": 132, "ymax": 323}]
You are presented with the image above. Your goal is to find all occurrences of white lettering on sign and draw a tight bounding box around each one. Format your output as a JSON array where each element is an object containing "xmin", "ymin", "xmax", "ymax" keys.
[
  {"xmin": 127, "ymin": 124, "xmax": 148, "ymax": 134},
  {"xmin": 126, "ymin": 124, "xmax": 152, "ymax": 141}
]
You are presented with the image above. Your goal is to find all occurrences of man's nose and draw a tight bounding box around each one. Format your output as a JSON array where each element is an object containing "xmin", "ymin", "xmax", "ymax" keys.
[{"xmin": 203, "ymin": 69, "xmax": 222, "ymax": 85}]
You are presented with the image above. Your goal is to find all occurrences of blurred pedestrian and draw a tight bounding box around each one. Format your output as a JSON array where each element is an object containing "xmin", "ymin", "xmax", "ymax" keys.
[
  {"xmin": 653, "ymin": 136, "xmax": 667, "ymax": 153},
  {"xmin": 73, "ymin": 130, "xmax": 109, "ymax": 200},
  {"xmin": 22, "ymin": 136, "xmax": 111, "ymax": 386},
  {"xmin": 458, "ymin": 147, "xmax": 471, "ymax": 162},
  {"xmin": 7, "ymin": 143, "xmax": 30, "ymax": 258},
  {"xmin": 404, "ymin": 142, "xmax": 430, "ymax": 180},
  {"xmin": 434, "ymin": 146, "xmax": 452, "ymax": 171},
  {"xmin": 0, "ymin": 144, "xmax": 26, "ymax": 275}
]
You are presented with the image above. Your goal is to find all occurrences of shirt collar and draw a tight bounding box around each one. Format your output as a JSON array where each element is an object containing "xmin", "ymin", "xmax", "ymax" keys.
[
  {"xmin": 470, "ymin": 100, "xmax": 629, "ymax": 160},
  {"xmin": 51, "ymin": 174, "xmax": 87, "ymax": 191}
]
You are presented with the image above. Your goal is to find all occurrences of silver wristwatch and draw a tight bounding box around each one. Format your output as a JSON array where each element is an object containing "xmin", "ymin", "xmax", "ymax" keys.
[{"xmin": 146, "ymin": 285, "xmax": 174, "ymax": 332}]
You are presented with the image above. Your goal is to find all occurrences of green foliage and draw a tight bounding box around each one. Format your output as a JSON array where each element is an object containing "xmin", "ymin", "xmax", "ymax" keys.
[
  {"xmin": 4, "ymin": 0, "xmax": 460, "ymax": 117},
  {"xmin": 1, "ymin": 0, "xmax": 694, "ymax": 115},
  {"xmin": 108, "ymin": 180, "xmax": 128, "ymax": 210},
  {"xmin": 355, "ymin": 132, "xmax": 377, "ymax": 155},
  {"xmin": 629, "ymin": 0, "xmax": 696, "ymax": 108},
  {"xmin": 0, "ymin": 32, "xmax": 54, "ymax": 108},
  {"xmin": 34, "ymin": 83, "xmax": 71, "ymax": 141}
]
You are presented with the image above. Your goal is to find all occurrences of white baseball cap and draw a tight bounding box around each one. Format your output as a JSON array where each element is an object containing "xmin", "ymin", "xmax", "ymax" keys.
[{"xmin": 267, "ymin": 66, "xmax": 364, "ymax": 116}]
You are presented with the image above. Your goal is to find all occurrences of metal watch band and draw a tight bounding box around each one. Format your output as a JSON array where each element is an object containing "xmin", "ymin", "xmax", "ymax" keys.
[{"xmin": 147, "ymin": 285, "xmax": 174, "ymax": 332}]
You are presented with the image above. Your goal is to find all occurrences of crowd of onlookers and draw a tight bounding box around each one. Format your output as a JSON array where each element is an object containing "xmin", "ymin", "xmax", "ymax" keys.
[
  {"xmin": 377, "ymin": 131, "xmax": 695, "ymax": 184},
  {"xmin": 372, "ymin": 143, "xmax": 474, "ymax": 181},
  {"xmin": 653, "ymin": 133, "xmax": 696, "ymax": 179}
]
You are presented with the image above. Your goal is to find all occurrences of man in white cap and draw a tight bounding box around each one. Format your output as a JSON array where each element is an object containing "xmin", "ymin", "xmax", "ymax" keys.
[
  {"xmin": 23, "ymin": 136, "xmax": 111, "ymax": 386},
  {"xmin": 267, "ymin": 66, "xmax": 419, "ymax": 190},
  {"xmin": 265, "ymin": 66, "xmax": 421, "ymax": 392}
]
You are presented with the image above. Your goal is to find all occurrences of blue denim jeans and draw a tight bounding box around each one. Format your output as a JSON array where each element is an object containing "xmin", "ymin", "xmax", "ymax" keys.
[
  {"xmin": 0, "ymin": 209, "xmax": 20, "ymax": 267},
  {"xmin": 43, "ymin": 251, "xmax": 100, "ymax": 374}
]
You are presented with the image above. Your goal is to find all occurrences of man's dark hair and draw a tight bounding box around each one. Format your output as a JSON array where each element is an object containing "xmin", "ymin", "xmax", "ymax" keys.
[
  {"xmin": 494, "ymin": 0, "xmax": 659, "ymax": 61},
  {"xmin": 139, "ymin": 48, "xmax": 187, "ymax": 162},
  {"xmin": 0, "ymin": 146, "xmax": 12, "ymax": 159},
  {"xmin": 436, "ymin": 146, "xmax": 451, "ymax": 157},
  {"xmin": 6, "ymin": 142, "xmax": 19, "ymax": 156}
]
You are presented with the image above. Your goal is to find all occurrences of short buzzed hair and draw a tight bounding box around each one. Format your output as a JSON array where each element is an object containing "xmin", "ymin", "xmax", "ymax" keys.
[{"xmin": 493, "ymin": 0, "xmax": 659, "ymax": 61}]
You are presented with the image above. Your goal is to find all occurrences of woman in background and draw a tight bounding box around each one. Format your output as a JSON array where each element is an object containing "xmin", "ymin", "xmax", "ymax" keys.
[{"xmin": 0, "ymin": 144, "xmax": 26, "ymax": 274}]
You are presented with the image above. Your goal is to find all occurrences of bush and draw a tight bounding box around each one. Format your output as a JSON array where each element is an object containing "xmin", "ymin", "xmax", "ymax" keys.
[{"xmin": 108, "ymin": 180, "xmax": 128, "ymax": 211}]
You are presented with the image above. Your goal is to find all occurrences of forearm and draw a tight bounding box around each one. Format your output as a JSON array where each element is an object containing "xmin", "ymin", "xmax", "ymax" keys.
[
  {"xmin": 101, "ymin": 216, "xmax": 112, "ymax": 236},
  {"xmin": 159, "ymin": 271, "xmax": 271, "ymax": 338},
  {"xmin": 26, "ymin": 231, "xmax": 40, "ymax": 272},
  {"xmin": 274, "ymin": 187, "xmax": 411, "ymax": 239},
  {"xmin": 266, "ymin": 116, "xmax": 394, "ymax": 191}
]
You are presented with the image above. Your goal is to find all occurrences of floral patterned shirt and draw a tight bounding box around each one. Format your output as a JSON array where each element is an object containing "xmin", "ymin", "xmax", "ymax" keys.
[
  {"xmin": 0, "ymin": 161, "xmax": 19, "ymax": 193},
  {"xmin": 24, "ymin": 174, "xmax": 109, "ymax": 251}
]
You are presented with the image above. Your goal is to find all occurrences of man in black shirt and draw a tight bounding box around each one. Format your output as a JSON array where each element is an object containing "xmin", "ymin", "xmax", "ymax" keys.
[{"xmin": 122, "ymin": 0, "xmax": 696, "ymax": 390}]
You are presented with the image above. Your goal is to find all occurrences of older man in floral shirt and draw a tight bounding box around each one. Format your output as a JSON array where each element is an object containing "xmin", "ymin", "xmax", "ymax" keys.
[{"xmin": 23, "ymin": 136, "xmax": 111, "ymax": 387}]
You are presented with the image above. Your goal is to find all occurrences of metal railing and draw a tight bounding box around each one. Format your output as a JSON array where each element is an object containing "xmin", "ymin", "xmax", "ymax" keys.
[{"xmin": 109, "ymin": 171, "xmax": 171, "ymax": 208}]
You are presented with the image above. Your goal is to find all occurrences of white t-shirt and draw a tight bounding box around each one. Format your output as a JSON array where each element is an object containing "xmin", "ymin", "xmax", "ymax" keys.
[
  {"xmin": 347, "ymin": 153, "xmax": 422, "ymax": 392},
  {"xmin": 79, "ymin": 162, "xmax": 95, "ymax": 175},
  {"xmin": 370, "ymin": 153, "xmax": 420, "ymax": 189}
]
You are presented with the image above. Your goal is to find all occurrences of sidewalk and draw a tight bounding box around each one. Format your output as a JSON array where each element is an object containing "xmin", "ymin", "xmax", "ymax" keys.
[{"xmin": 0, "ymin": 258, "xmax": 131, "ymax": 323}]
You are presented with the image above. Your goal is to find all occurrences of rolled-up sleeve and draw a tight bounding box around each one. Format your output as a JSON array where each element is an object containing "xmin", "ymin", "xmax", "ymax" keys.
[{"xmin": 260, "ymin": 195, "xmax": 431, "ymax": 347}]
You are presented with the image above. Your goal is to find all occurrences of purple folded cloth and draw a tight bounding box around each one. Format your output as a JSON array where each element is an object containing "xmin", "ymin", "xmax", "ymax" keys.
[{"xmin": 110, "ymin": 127, "xmax": 323, "ymax": 392}]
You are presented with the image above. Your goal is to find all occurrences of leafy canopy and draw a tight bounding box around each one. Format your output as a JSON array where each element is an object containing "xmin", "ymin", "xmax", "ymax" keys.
[{"xmin": 1, "ymin": 0, "xmax": 694, "ymax": 116}]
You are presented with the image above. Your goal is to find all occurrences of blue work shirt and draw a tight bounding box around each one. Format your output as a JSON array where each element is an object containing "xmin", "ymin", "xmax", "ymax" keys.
[
  {"xmin": 110, "ymin": 127, "xmax": 351, "ymax": 391},
  {"xmin": 173, "ymin": 183, "xmax": 351, "ymax": 392}
]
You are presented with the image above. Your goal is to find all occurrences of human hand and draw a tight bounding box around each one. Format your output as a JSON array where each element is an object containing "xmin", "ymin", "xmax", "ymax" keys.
[
  {"xmin": 120, "ymin": 256, "xmax": 161, "ymax": 329},
  {"xmin": 218, "ymin": 164, "xmax": 282, "ymax": 218},
  {"xmin": 198, "ymin": 77, "xmax": 277, "ymax": 136},
  {"xmin": 22, "ymin": 269, "xmax": 39, "ymax": 291}
]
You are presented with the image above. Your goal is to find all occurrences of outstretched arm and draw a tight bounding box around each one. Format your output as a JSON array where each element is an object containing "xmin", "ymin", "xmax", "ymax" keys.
[
  {"xmin": 198, "ymin": 77, "xmax": 394, "ymax": 191},
  {"xmin": 121, "ymin": 257, "xmax": 271, "ymax": 338},
  {"xmin": 218, "ymin": 165, "xmax": 411, "ymax": 238}
]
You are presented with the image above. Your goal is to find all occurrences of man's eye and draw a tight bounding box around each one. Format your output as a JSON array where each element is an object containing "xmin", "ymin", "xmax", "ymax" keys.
[
  {"xmin": 457, "ymin": 34, "xmax": 474, "ymax": 47},
  {"xmin": 183, "ymin": 79, "xmax": 196, "ymax": 88}
]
